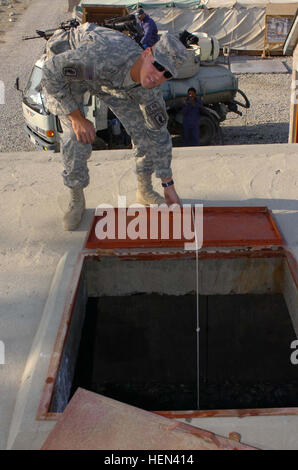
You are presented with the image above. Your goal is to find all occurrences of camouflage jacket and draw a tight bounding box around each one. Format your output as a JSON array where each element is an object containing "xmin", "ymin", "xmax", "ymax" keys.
[{"xmin": 41, "ymin": 23, "xmax": 172, "ymax": 178}]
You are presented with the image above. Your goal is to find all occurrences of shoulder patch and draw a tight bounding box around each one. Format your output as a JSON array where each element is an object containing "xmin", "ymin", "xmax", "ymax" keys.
[
  {"xmin": 145, "ymin": 101, "xmax": 167, "ymax": 129},
  {"xmin": 62, "ymin": 64, "xmax": 95, "ymax": 81}
]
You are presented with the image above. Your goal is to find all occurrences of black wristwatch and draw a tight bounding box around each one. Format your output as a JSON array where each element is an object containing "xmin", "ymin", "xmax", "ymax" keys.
[{"xmin": 162, "ymin": 179, "xmax": 174, "ymax": 188}]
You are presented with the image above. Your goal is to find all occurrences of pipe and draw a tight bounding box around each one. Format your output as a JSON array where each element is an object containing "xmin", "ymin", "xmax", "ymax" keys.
[{"xmin": 233, "ymin": 89, "xmax": 250, "ymax": 109}]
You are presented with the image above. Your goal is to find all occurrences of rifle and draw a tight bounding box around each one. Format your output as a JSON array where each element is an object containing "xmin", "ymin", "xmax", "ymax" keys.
[
  {"xmin": 179, "ymin": 30, "xmax": 199, "ymax": 48},
  {"xmin": 22, "ymin": 15, "xmax": 144, "ymax": 46},
  {"xmin": 103, "ymin": 14, "xmax": 143, "ymax": 45},
  {"xmin": 22, "ymin": 19, "xmax": 80, "ymax": 41}
]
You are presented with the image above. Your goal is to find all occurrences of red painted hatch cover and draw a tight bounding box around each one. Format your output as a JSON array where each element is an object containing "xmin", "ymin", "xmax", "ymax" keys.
[{"xmin": 85, "ymin": 206, "xmax": 283, "ymax": 250}]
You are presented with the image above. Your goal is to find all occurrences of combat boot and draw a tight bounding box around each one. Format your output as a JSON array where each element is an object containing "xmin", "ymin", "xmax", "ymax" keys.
[
  {"xmin": 136, "ymin": 174, "xmax": 165, "ymax": 205},
  {"xmin": 63, "ymin": 188, "xmax": 85, "ymax": 231}
]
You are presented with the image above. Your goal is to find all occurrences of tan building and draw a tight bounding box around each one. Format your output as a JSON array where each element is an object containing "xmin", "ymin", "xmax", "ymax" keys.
[{"xmin": 284, "ymin": 11, "xmax": 298, "ymax": 143}]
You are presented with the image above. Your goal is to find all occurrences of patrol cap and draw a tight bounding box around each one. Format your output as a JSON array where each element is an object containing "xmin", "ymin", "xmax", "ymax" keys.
[
  {"xmin": 153, "ymin": 33, "xmax": 188, "ymax": 79},
  {"xmin": 136, "ymin": 8, "xmax": 145, "ymax": 17}
]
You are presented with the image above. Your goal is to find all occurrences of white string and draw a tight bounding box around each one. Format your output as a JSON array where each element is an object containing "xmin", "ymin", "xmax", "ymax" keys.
[{"xmin": 192, "ymin": 206, "xmax": 200, "ymax": 410}]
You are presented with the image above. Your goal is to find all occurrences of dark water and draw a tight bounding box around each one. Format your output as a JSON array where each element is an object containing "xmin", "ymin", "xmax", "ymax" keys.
[{"xmin": 70, "ymin": 293, "xmax": 298, "ymax": 411}]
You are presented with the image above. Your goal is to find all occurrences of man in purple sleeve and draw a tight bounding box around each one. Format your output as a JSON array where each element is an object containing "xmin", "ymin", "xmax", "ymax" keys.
[
  {"xmin": 136, "ymin": 8, "xmax": 159, "ymax": 49},
  {"xmin": 182, "ymin": 87, "xmax": 203, "ymax": 146}
]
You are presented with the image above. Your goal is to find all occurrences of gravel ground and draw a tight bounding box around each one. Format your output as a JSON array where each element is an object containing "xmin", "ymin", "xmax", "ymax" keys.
[
  {"xmin": 221, "ymin": 57, "xmax": 293, "ymax": 146},
  {"xmin": 0, "ymin": 0, "xmax": 69, "ymax": 152},
  {"xmin": 0, "ymin": 1, "xmax": 294, "ymax": 152},
  {"xmin": 0, "ymin": 0, "xmax": 31, "ymax": 40}
]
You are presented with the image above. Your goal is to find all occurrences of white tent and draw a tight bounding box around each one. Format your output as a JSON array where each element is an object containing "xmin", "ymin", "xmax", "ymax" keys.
[
  {"xmin": 80, "ymin": 0, "xmax": 298, "ymax": 51},
  {"xmin": 207, "ymin": 1, "xmax": 297, "ymax": 6}
]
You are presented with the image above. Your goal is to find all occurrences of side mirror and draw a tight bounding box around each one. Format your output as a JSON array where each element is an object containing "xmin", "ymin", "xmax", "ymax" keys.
[{"xmin": 14, "ymin": 77, "xmax": 23, "ymax": 94}]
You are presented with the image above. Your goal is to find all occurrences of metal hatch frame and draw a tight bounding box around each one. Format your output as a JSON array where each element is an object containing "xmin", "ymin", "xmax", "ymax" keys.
[{"xmin": 37, "ymin": 206, "xmax": 298, "ymax": 420}]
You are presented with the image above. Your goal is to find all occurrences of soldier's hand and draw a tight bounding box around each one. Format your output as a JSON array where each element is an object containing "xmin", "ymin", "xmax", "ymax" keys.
[
  {"xmin": 72, "ymin": 117, "xmax": 96, "ymax": 144},
  {"xmin": 164, "ymin": 185, "xmax": 181, "ymax": 206},
  {"xmin": 69, "ymin": 110, "xmax": 96, "ymax": 144}
]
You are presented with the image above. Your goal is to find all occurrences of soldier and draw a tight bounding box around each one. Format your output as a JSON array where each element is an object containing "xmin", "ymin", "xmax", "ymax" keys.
[
  {"xmin": 41, "ymin": 23, "xmax": 188, "ymax": 231},
  {"xmin": 136, "ymin": 8, "xmax": 159, "ymax": 49}
]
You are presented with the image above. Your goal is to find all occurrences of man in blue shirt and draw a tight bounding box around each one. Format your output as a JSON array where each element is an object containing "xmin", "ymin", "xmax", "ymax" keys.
[
  {"xmin": 182, "ymin": 87, "xmax": 203, "ymax": 146},
  {"xmin": 136, "ymin": 8, "xmax": 159, "ymax": 49}
]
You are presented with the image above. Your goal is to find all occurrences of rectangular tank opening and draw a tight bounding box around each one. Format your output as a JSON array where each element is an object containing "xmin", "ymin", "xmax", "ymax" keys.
[
  {"xmin": 69, "ymin": 292, "xmax": 297, "ymax": 411},
  {"xmin": 47, "ymin": 254, "xmax": 298, "ymax": 417}
]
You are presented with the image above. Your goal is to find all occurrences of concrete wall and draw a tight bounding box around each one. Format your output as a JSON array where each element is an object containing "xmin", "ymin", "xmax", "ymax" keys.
[{"xmin": 85, "ymin": 256, "xmax": 284, "ymax": 297}]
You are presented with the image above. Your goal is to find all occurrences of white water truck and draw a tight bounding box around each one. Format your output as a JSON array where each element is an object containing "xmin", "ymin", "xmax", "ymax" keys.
[{"xmin": 16, "ymin": 7, "xmax": 250, "ymax": 151}]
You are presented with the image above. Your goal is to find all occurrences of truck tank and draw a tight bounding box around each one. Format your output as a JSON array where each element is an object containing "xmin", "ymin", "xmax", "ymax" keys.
[{"xmin": 161, "ymin": 64, "xmax": 238, "ymax": 106}]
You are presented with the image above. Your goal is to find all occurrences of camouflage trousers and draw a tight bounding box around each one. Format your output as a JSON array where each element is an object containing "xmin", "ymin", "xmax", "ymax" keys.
[
  {"xmin": 57, "ymin": 92, "xmax": 172, "ymax": 190},
  {"xmin": 59, "ymin": 105, "xmax": 91, "ymax": 190},
  {"xmin": 104, "ymin": 95, "xmax": 172, "ymax": 179},
  {"xmin": 43, "ymin": 83, "xmax": 91, "ymax": 189}
]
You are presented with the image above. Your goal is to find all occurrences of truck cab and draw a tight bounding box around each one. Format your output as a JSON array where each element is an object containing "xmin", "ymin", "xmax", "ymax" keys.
[
  {"xmin": 22, "ymin": 58, "xmax": 59, "ymax": 151},
  {"xmin": 19, "ymin": 55, "xmax": 109, "ymax": 151}
]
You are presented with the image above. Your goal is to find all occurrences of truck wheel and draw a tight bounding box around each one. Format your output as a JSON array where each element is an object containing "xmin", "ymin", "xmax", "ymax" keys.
[{"xmin": 199, "ymin": 116, "xmax": 217, "ymax": 146}]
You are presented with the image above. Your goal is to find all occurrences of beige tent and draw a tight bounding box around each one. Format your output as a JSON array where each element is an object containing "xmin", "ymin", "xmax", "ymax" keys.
[
  {"xmin": 132, "ymin": 0, "xmax": 298, "ymax": 51},
  {"xmin": 78, "ymin": 0, "xmax": 297, "ymax": 51}
]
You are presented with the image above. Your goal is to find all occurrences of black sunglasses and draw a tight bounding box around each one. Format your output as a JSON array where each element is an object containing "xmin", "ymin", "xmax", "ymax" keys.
[{"xmin": 152, "ymin": 61, "xmax": 173, "ymax": 80}]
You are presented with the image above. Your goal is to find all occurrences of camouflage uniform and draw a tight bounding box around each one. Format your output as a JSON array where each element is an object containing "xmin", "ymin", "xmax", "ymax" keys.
[{"xmin": 42, "ymin": 23, "xmax": 175, "ymax": 189}]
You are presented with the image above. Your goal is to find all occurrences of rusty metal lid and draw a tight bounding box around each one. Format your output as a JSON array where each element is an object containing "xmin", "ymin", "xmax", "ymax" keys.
[
  {"xmin": 84, "ymin": 206, "xmax": 283, "ymax": 250},
  {"xmin": 41, "ymin": 388, "xmax": 258, "ymax": 450}
]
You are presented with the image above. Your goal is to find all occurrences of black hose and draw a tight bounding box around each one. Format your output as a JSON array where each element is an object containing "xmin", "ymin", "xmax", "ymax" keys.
[{"xmin": 233, "ymin": 89, "xmax": 250, "ymax": 109}]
